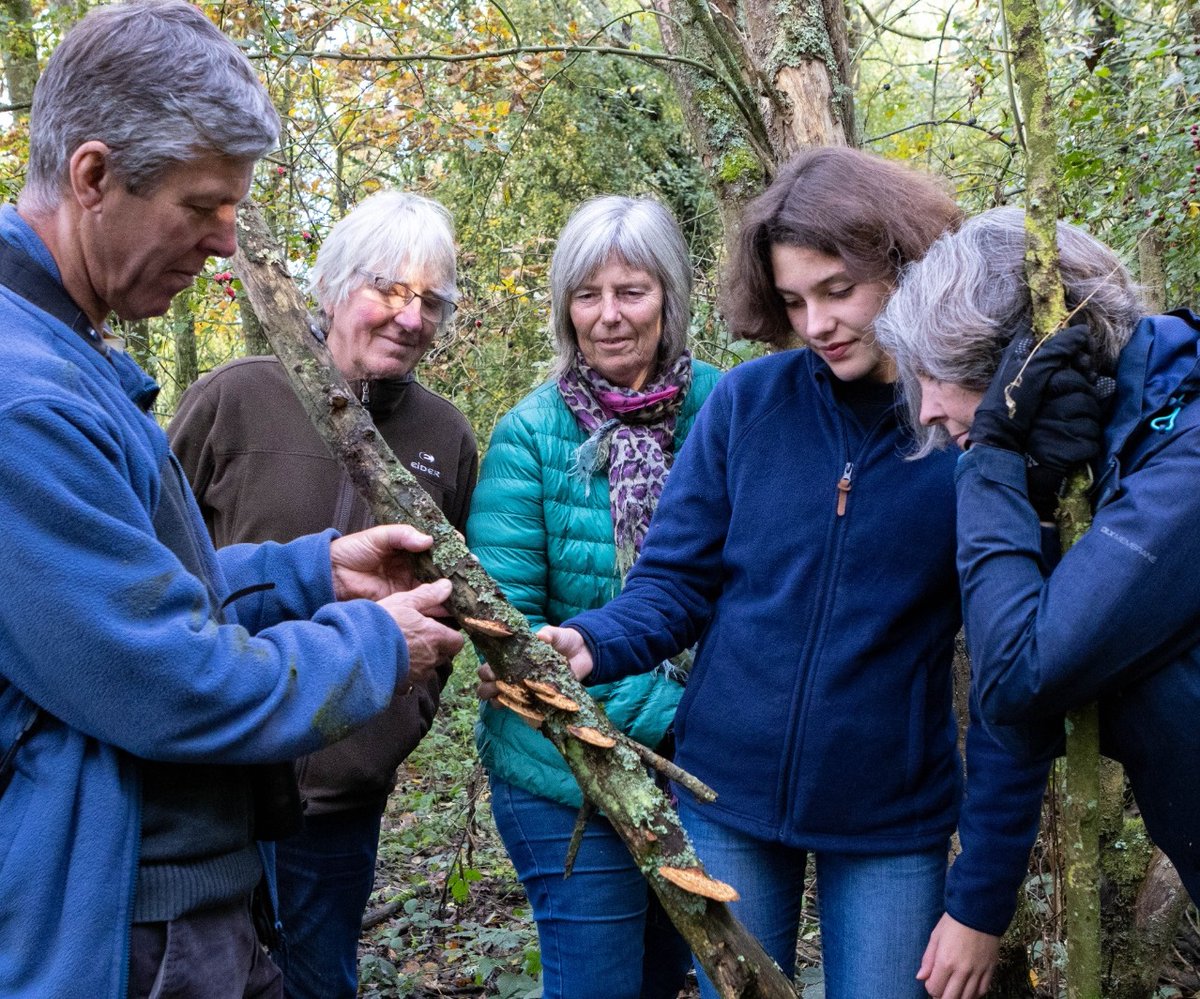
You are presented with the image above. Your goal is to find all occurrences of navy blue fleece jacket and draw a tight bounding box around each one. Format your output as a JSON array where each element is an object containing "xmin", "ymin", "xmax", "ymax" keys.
[{"xmin": 568, "ymin": 348, "xmax": 1047, "ymax": 936}]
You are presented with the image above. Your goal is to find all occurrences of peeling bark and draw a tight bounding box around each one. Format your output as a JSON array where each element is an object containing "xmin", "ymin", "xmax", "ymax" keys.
[
  {"xmin": 644, "ymin": 0, "xmax": 853, "ymax": 240},
  {"xmin": 744, "ymin": 0, "xmax": 853, "ymax": 156},
  {"xmin": 648, "ymin": 0, "xmax": 768, "ymax": 238},
  {"xmin": 771, "ymin": 64, "xmax": 842, "ymax": 150},
  {"xmin": 233, "ymin": 203, "xmax": 798, "ymax": 999}
]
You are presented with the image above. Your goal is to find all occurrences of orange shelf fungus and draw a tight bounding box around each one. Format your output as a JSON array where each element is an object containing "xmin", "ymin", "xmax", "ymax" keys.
[
  {"xmin": 494, "ymin": 693, "xmax": 545, "ymax": 726},
  {"xmin": 657, "ymin": 866, "xmax": 740, "ymax": 902},
  {"xmin": 567, "ymin": 725, "xmax": 616, "ymax": 749},
  {"xmin": 522, "ymin": 678, "xmax": 580, "ymax": 712},
  {"xmin": 461, "ymin": 615, "xmax": 514, "ymax": 638}
]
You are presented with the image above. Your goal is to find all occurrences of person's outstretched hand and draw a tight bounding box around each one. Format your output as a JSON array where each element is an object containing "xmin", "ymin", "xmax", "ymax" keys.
[
  {"xmin": 474, "ymin": 626, "xmax": 594, "ymax": 702},
  {"xmin": 536, "ymin": 626, "xmax": 594, "ymax": 682}
]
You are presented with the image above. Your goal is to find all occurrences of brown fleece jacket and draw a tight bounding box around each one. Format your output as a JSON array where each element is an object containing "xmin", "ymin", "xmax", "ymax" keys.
[{"xmin": 169, "ymin": 355, "xmax": 477, "ymax": 815}]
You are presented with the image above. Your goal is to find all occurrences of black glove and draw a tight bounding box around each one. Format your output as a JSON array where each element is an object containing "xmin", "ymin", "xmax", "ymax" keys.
[
  {"xmin": 968, "ymin": 324, "xmax": 1094, "ymax": 454},
  {"xmin": 1024, "ymin": 363, "xmax": 1104, "ymax": 520}
]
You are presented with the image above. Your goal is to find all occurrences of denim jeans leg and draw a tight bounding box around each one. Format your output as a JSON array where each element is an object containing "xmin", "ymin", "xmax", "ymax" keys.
[
  {"xmin": 640, "ymin": 889, "xmax": 694, "ymax": 999},
  {"xmin": 270, "ymin": 802, "xmax": 386, "ymax": 999},
  {"xmin": 813, "ymin": 846, "xmax": 946, "ymax": 999},
  {"xmin": 488, "ymin": 776, "xmax": 690, "ymax": 999},
  {"xmin": 676, "ymin": 798, "xmax": 808, "ymax": 999}
]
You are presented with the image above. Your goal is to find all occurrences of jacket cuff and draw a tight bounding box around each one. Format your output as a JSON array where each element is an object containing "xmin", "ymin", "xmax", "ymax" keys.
[{"xmin": 955, "ymin": 443, "xmax": 1028, "ymax": 491}]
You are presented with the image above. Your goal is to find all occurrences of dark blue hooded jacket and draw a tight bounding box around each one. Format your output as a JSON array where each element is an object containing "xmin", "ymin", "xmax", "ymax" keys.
[
  {"xmin": 569, "ymin": 348, "xmax": 1048, "ymax": 936},
  {"xmin": 957, "ymin": 310, "xmax": 1200, "ymax": 903}
]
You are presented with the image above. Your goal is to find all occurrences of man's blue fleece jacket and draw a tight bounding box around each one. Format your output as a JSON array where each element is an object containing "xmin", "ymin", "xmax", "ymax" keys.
[{"xmin": 0, "ymin": 205, "xmax": 409, "ymax": 997}]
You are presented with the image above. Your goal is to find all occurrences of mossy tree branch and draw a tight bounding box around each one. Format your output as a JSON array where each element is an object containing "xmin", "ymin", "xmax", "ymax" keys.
[
  {"xmin": 232, "ymin": 202, "xmax": 798, "ymax": 999},
  {"xmin": 1003, "ymin": 0, "xmax": 1101, "ymax": 994}
]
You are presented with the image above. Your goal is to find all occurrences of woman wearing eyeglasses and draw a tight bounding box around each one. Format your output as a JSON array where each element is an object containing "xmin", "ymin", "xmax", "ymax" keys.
[
  {"xmin": 467, "ymin": 195, "xmax": 721, "ymax": 999},
  {"xmin": 169, "ymin": 190, "xmax": 478, "ymax": 999}
]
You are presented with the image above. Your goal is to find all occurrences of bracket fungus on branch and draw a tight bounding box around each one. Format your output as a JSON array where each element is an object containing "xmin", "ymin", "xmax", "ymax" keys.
[
  {"xmin": 659, "ymin": 865, "xmax": 741, "ymax": 902},
  {"xmin": 460, "ymin": 615, "xmax": 514, "ymax": 639},
  {"xmin": 522, "ymin": 678, "xmax": 581, "ymax": 712},
  {"xmin": 232, "ymin": 202, "xmax": 799, "ymax": 999},
  {"xmin": 567, "ymin": 724, "xmax": 617, "ymax": 749}
]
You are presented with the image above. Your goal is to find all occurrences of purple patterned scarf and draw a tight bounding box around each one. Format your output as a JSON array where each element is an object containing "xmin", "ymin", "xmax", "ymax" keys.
[{"xmin": 559, "ymin": 349, "xmax": 693, "ymax": 578}]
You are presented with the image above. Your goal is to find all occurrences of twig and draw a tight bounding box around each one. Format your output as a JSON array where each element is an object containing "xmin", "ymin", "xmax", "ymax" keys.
[{"xmin": 627, "ymin": 739, "xmax": 718, "ymax": 804}]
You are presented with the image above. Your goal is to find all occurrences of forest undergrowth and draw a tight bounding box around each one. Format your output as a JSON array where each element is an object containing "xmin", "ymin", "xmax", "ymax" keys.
[{"xmin": 356, "ymin": 652, "xmax": 1198, "ymax": 998}]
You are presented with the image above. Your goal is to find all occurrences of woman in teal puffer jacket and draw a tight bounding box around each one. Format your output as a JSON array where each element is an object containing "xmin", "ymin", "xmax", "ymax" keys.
[{"xmin": 467, "ymin": 195, "xmax": 720, "ymax": 999}]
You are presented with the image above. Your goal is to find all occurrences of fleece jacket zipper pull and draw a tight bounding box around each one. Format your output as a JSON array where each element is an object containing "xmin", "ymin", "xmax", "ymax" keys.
[{"xmin": 836, "ymin": 461, "xmax": 853, "ymax": 516}]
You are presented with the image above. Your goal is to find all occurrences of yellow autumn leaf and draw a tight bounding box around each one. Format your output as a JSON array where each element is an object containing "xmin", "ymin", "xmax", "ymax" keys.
[{"xmin": 495, "ymin": 100, "xmax": 511, "ymax": 116}]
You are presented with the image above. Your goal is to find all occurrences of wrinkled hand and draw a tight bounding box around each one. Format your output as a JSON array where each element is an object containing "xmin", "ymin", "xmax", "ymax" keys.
[
  {"xmin": 917, "ymin": 913, "xmax": 999, "ymax": 999},
  {"xmin": 474, "ymin": 626, "xmax": 595, "ymax": 702},
  {"xmin": 378, "ymin": 580, "xmax": 463, "ymax": 687},
  {"xmin": 330, "ymin": 524, "xmax": 433, "ymax": 601},
  {"xmin": 968, "ymin": 324, "xmax": 1094, "ymax": 455}
]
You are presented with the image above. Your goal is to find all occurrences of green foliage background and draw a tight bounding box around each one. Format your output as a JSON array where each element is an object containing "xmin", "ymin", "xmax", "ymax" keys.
[{"xmin": 2, "ymin": 0, "xmax": 1196, "ymax": 440}]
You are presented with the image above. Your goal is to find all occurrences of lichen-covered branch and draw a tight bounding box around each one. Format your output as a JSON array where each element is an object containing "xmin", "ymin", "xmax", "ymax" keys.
[
  {"xmin": 1003, "ymin": 0, "xmax": 1101, "ymax": 994},
  {"xmin": 233, "ymin": 203, "xmax": 797, "ymax": 999}
]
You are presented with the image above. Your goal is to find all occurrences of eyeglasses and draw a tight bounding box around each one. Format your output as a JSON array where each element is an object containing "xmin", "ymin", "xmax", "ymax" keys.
[{"xmin": 357, "ymin": 269, "xmax": 457, "ymax": 324}]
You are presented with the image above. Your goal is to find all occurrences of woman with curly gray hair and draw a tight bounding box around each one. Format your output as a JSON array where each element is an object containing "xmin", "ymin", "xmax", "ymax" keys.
[{"xmin": 875, "ymin": 206, "xmax": 1200, "ymax": 907}]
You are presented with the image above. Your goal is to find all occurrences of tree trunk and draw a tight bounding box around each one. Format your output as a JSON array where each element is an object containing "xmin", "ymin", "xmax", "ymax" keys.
[
  {"xmin": 647, "ymin": 0, "xmax": 854, "ymax": 236},
  {"xmin": 646, "ymin": 0, "xmax": 771, "ymax": 239},
  {"xmin": 117, "ymin": 318, "xmax": 155, "ymax": 383},
  {"xmin": 1138, "ymin": 231, "xmax": 1166, "ymax": 314},
  {"xmin": 0, "ymin": 0, "xmax": 38, "ymax": 113},
  {"xmin": 741, "ymin": 0, "xmax": 855, "ymax": 156},
  {"xmin": 1098, "ymin": 755, "xmax": 1189, "ymax": 998},
  {"xmin": 237, "ymin": 286, "xmax": 272, "ymax": 355},
  {"xmin": 233, "ymin": 202, "xmax": 798, "ymax": 999},
  {"xmin": 1004, "ymin": 0, "xmax": 1101, "ymax": 993}
]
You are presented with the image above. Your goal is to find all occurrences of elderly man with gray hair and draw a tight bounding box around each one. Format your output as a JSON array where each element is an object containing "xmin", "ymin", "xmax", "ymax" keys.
[
  {"xmin": 874, "ymin": 206, "xmax": 1200, "ymax": 908},
  {"xmin": 171, "ymin": 190, "xmax": 477, "ymax": 999},
  {"xmin": 0, "ymin": 4, "xmax": 462, "ymax": 997}
]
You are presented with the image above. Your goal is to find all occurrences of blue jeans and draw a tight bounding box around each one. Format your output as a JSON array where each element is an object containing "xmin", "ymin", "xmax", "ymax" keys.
[
  {"xmin": 677, "ymin": 799, "xmax": 945, "ymax": 999},
  {"xmin": 489, "ymin": 776, "xmax": 692, "ymax": 999},
  {"xmin": 270, "ymin": 802, "xmax": 386, "ymax": 999}
]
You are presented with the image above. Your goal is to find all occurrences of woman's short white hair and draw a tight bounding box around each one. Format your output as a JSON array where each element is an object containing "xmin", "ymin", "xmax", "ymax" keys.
[
  {"xmin": 308, "ymin": 190, "xmax": 457, "ymax": 326},
  {"xmin": 875, "ymin": 206, "xmax": 1143, "ymax": 456},
  {"xmin": 548, "ymin": 195, "xmax": 692, "ymax": 379}
]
